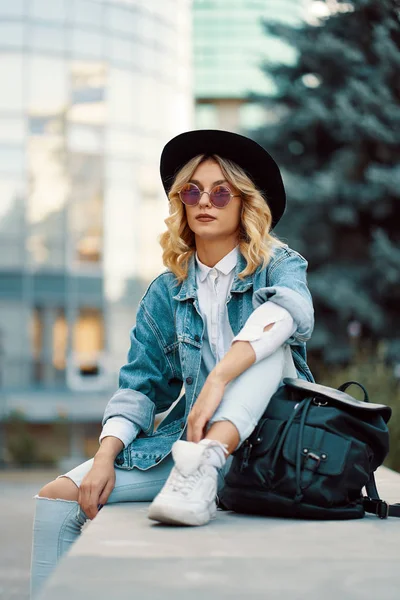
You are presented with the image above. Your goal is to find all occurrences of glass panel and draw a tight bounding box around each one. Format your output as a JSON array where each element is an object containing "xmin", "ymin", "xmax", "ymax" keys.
[
  {"xmin": 107, "ymin": 68, "xmax": 136, "ymax": 126},
  {"xmin": 30, "ymin": 23, "xmax": 66, "ymax": 53},
  {"xmin": 0, "ymin": 145, "xmax": 25, "ymax": 175},
  {"xmin": 0, "ymin": 0, "xmax": 25, "ymax": 17},
  {"xmin": 106, "ymin": 158, "xmax": 136, "ymax": 185},
  {"xmin": 105, "ymin": 4, "xmax": 136, "ymax": 35},
  {"xmin": 27, "ymin": 123, "xmax": 68, "ymax": 268},
  {"xmin": 68, "ymin": 153, "xmax": 103, "ymax": 266},
  {"xmin": 53, "ymin": 309, "xmax": 68, "ymax": 370},
  {"xmin": 67, "ymin": 124, "xmax": 103, "ymax": 154},
  {"xmin": 30, "ymin": 306, "xmax": 67, "ymax": 383},
  {"xmin": 195, "ymin": 103, "xmax": 218, "ymax": 129},
  {"xmin": 239, "ymin": 102, "xmax": 267, "ymax": 129},
  {"xmin": 105, "ymin": 129, "xmax": 138, "ymax": 159},
  {"xmin": 0, "ymin": 54, "xmax": 24, "ymax": 111},
  {"xmin": 108, "ymin": 36, "xmax": 134, "ymax": 67},
  {"xmin": 103, "ymin": 182, "xmax": 139, "ymax": 302},
  {"xmin": 72, "ymin": 0, "xmax": 103, "ymax": 28},
  {"xmin": 69, "ymin": 61, "xmax": 106, "ymax": 125},
  {"xmin": 27, "ymin": 56, "xmax": 68, "ymax": 116},
  {"xmin": 0, "ymin": 22, "xmax": 25, "ymax": 49},
  {"xmin": 0, "ymin": 117, "xmax": 25, "ymax": 143},
  {"xmin": 0, "ymin": 178, "xmax": 25, "ymax": 267},
  {"xmin": 73, "ymin": 308, "xmax": 104, "ymax": 377},
  {"xmin": 70, "ymin": 28, "xmax": 104, "ymax": 59},
  {"xmin": 30, "ymin": 0, "xmax": 67, "ymax": 22}
]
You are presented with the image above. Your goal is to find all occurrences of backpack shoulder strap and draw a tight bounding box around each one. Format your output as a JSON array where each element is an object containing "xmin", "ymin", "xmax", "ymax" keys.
[{"xmin": 363, "ymin": 472, "xmax": 400, "ymax": 519}]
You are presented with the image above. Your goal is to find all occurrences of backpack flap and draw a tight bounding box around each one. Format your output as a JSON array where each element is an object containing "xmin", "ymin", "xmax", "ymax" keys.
[
  {"xmin": 282, "ymin": 378, "xmax": 392, "ymax": 423},
  {"xmin": 282, "ymin": 424, "xmax": 351, "ymax": 477}
]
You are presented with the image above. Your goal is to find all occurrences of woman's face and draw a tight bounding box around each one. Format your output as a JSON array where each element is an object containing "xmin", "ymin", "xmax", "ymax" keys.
[{"xmin": 184, "ymin": 158, "xmax": 242, "ymax": 243}]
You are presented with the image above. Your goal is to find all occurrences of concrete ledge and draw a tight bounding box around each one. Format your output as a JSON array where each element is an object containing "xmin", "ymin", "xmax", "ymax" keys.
[{"xmin": 39, "ymin": 467, "xmax": 400, "ymax": 600}]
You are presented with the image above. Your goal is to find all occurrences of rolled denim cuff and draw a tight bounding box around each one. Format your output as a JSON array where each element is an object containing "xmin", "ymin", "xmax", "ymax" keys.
[
  {"xmin": 99, "ymin": 416, "xmax": 141, "ymax": 449},
  {"xmin": 101, "ymin": 388, "xmax": 155, "ymax": 435},
  {"xmin": 252, "ymin": 285, "xmax": 314, "ymax": 344}
]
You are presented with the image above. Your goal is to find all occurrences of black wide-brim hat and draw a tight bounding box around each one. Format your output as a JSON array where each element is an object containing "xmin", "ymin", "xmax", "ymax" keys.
[{"xmin": 160, "ymin": 129, "xmax": 286, "ymax": 229}]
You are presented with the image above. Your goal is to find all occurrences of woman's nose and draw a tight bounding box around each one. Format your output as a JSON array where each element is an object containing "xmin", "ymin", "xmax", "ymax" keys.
[{"xmin": 198, "ymin": 190, "xmax": 212, "ymax": 207}]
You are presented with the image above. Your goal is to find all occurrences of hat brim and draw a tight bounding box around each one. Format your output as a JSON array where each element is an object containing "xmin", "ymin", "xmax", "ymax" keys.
[{"xmin": 160, "ymin": 129, "xmax": 286, "ymax": 229}]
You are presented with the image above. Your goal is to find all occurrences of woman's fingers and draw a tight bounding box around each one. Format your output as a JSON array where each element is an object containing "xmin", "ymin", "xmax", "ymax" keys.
[
  {"xmin": 98, "ymin": 480, "xmax": 115, "ymax": 506},
  {"xmin": 191, "ymin": 416, "xmax": 207, "ymax": 443},
  {"xmin": 79, "ymin": 483, "xmax": 101, "ymax": 519}
]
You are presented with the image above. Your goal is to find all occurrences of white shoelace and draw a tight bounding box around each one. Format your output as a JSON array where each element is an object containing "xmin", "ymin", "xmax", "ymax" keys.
[
  {"xmin": 165, "ymin": 466, "xmax": 205, "ymax": 496},
  {"xmin": 165, "ymin": 441, "xmax": 228, "ymax": 496}
]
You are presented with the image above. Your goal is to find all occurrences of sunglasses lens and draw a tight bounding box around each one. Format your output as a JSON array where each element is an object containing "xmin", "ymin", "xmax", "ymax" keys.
[
  {"xmin": 210, "ymin": 185, "xmax": 231, "ymax": 207},
  {"xmin": 180, "ymin": 183, "xmax": 200, "ymax": 205}
]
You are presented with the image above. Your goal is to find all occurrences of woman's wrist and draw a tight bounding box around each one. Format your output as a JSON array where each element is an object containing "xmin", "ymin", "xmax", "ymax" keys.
[
  {"xmin": 210, "ymin": 340, "xmax": 256, "ymax": 385},
  {"xmin": 95, "ymin": 436, "xmax": 124, "ymax": 461}
]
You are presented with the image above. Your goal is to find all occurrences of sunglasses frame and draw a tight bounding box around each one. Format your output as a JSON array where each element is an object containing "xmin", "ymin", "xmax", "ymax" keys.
[{"xmin": 178, "ymin": 182, "xmax": 241, "ymax": 208}]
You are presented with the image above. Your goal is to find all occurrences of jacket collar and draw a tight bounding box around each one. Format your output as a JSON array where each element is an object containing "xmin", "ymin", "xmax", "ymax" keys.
[{"xmin": 173, "ymin": 246, "xmax": 254, "ymax": 302}]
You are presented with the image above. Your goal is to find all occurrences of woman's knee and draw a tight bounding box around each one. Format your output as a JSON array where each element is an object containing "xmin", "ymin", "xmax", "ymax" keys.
[{"xmin": 38, "ymin": 476, "xmax": 79, "ymax": 502}]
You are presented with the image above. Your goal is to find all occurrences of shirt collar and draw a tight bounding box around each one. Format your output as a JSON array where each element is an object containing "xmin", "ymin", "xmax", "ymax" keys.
[{"xmin": 195, "ymin": 244, "xmax": 239, "ymax": 283}]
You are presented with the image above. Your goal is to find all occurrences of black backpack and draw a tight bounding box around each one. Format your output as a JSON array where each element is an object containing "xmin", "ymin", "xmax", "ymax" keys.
[{"xmin": 219, "ymin": 378, "xmax": 400, "ymax": 520}]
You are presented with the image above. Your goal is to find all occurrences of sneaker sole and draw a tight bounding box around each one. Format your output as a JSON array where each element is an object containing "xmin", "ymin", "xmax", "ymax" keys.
[{"xmin": 148, "ymin": 500, "xmax": 216, "ymax": 526}]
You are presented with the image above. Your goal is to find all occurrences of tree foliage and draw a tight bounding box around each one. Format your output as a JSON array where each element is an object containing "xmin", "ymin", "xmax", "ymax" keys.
[{"xmin": 253, "ymin": 0, "xmax": 400, "ymax": 365}]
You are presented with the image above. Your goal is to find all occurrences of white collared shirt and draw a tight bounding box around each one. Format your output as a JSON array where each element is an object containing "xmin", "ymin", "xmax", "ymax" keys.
[
  {"xmin": 100, "ymin": 245, "xmax": 297, "ymax": 448},
  {"xmin": 195, "ymin": 244, "xmax": 297, "ymax": 363}
]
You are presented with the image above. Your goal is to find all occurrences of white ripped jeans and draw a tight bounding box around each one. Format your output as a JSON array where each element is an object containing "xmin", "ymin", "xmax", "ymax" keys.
[{"xmin": 30, "ymin": 344, "xmax": 297, "ymax": 599}]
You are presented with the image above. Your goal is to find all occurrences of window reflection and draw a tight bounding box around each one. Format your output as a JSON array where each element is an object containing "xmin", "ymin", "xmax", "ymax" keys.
[
  {"xmin": 0, "ymin": 178, "xmax": 25, "ymax": 267},
  {"xmin": 68, "ymin": 153, "xmax": 103, "ymax": 266},
  {"xmin": 107, "ymin": 68, "xmax": 136, "ymax": 127},
  {"xmin": 0, "ymin": 118, "xmax": 25, "ymax": 143},
  {"xmin": 29, "ymin": 0, "xmax": 67, "ymax": 22},
  {"xmin": 30, "ymin": 23, "xmax": 66, "ymax": 53},
  {"xmin": 0, "ymin": 146, "xmax": 25, "ymax": 175},
  {"xmin": 72, "ymin": 0, "xmax": 103, "ymax": 28},
  {"xmin": 105, "ymin": 129, "xmax": 138, "ymax": 159},
  {"xmin": 27, "ymin": 119, "xmax": 68, "ymax": 268},
  {"xmin": 0, "ymin": 22, "xmax": 25, "ymax": 49},
  {"xmin": 28, "ymin": 56, "xmax": 68, "ymax": 116},
  {"xmin": 31, "ymin": 306, "xmax": 68, "ymax": 383},
  {"xmin": 70, "ymin": 28, "xmax": 104, "ymax": 59},
  {"xmin": 0, "ymin": 54, "xmax": 24, "ymax": 111},
  {"xmin": 73, "ymin": 308, "xmax": 104, "ymax": 377},
  {"xmin": 104, "ymin": 4, "xmax": 137, "ymax": 35},
  {"xmin": 0, "ymin": 0, "xmax": 25, "ymax": 17},
  {"xmin": 68, "ymin": 61, "xmax": 106, "ymax": 125},
  {"xmin": 67, "ymin": 125, "xmax": 103, "ymax": 154},
  {"xmin": 109, "ymin": 36, "xmax": 135, "ymax": 67}
]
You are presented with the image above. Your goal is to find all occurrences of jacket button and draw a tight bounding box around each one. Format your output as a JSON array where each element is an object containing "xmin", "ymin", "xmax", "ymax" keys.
[
  {"xmin": 186, "ymin": 376, "xmax": 193, "ymax": 385},
  {"xmin": 180, "ymin": 422, "xmax": 185, "ymax": 429},
  {"xmin": 115, "ymin": 457, "xmax": 124, "ymax": 466},
  {"xmin": 194, "ymin": 334, "xmax": 200, "ymax": 342},
  {"xmin": 155, "ymin": 455, "xmax": 162, "ymax": 463}
]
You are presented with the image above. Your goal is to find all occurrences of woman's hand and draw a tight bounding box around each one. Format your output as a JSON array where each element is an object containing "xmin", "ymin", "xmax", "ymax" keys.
[
  {"xmin": 78, "ymin": 454, "xmax": 116, "ymax": 520},
  {"xmin": 187, "ymin": 374, "xmax": 227, "ymax": 443}
]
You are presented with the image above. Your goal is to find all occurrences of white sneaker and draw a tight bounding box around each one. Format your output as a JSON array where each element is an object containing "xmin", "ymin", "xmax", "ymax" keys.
[{"xmin": 147, "ymin": 438, "xmax": 228, "ymax": 526}]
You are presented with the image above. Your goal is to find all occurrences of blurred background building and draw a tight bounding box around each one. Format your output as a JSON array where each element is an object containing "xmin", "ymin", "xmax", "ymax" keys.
[
  {"xmin": 193, "ymin": 0, "xmax": 306, "ymax": 132},
  {"xmin": 0, "ymin": 0, "xmax": 193, "ymax": 467}
]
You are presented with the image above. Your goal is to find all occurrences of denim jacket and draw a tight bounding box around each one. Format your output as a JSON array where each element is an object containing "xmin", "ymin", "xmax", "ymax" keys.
[{"xmin": 103, "ymin": 243, "xmax": 315, "ymax": 471}]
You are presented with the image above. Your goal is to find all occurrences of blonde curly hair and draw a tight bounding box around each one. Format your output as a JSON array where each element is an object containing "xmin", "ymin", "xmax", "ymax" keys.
[{"xmin": 158, "ymin": 154, "xmax": 286, "ymax": 284}]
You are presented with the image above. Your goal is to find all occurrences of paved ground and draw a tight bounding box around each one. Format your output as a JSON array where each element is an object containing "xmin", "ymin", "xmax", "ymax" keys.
[
  {"xmin": 39, "ymin": 467, "xmax": 400, "ymax": 600},
  {"xmin": 0, "ymin": 469, "xmax": 59, "ymax": 600},
  {"xmin": 3, "ymin": 467, "xmax": 400, "ymax": 600}
]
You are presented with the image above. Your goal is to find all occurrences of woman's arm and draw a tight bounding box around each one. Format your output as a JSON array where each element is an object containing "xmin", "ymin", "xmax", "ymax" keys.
[{"xmin": 253, "ymin": 247, "xmax": 314, "ymax": 345}]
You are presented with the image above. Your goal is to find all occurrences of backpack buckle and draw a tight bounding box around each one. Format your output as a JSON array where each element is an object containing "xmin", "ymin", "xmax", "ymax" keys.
[
  {"xmin": 376, "ymin": 500, "xmax": 389, "ymax": 519},
  {"xmin": 304, "ymin": 451, "xmax": 321, "ymax": 470}
]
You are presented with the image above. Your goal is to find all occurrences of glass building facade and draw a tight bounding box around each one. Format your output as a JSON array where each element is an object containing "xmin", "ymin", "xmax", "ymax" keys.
[
  {"xmin": 193, "ymin": 0, "xmax": 306, "ymax": 132},
  {"xmin": 0, "ymin": 0, "xmax": 192, "ymax": 462}
]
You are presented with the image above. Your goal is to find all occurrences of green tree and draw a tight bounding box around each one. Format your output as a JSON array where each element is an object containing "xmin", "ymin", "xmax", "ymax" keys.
[{"xmin": 253, "ymin": 0, "xmax": 400, "ymax": 366}]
